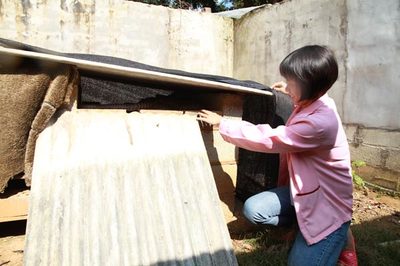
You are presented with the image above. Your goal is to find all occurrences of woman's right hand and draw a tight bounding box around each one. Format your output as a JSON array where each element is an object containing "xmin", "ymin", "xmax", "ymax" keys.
[
  {"xmin": 196, "ymin": 109, "xmax": 222, "ymax": 126},
  {"xmin": 271, "ymin": 81, "xmax": 288, "ymax": 94}
]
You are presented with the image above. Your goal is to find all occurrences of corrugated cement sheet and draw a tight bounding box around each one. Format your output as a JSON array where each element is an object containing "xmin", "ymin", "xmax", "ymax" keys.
[{"xmin": 24, "ymin": 109, "xmax": 237, "ymax": 266}]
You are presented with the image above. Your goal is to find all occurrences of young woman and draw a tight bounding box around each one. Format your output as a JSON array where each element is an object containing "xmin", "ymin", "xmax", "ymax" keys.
[{"xmin": 197, "ymin": 45, "xmax": 357, "ymax": 266}]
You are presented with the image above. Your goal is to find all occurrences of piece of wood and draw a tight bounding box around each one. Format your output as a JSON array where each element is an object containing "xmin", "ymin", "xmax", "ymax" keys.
[
  {"xmin": 0, "ymin": 47, "xmax": 273, "ymax": 97},
  {"xmin": 0, "ymin": 190, "xmax": 29, "ymax": 223},
  {"xmin": 25, "ymin": 109, "xmax": 237, "ymax": 266}
]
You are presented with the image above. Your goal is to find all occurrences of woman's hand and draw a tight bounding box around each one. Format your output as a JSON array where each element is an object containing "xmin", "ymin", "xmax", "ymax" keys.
[
  {"xmin": 196, "ymin": 110, "xmax": 222, "ymax": 126},
  {"xmin": 271, "ymin": 81, "xmax": 288, "ymax": 94}
]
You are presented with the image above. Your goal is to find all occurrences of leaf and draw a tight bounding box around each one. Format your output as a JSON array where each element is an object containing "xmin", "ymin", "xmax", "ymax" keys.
[{"xmin": 352, "ymin": 160, "xmax": 366, "ymax": 168}]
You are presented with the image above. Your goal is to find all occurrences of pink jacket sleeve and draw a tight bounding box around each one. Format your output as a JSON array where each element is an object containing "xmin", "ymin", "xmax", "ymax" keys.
[{"xmin": 218, "ymin": 117, "xmax": 326, "ymax": 154}]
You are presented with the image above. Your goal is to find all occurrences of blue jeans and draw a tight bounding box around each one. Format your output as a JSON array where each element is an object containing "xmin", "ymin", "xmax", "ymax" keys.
[{"xmin": 243, "ymin": 187, "xmax": 349, "ymax": 266}]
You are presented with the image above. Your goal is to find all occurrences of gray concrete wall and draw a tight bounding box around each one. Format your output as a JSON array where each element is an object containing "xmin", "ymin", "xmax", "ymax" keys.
[
  {"xmin": 0, "ymin": 0, "xmax": 234, "ymax": 76},
  {"xmin": 1, "ymin": 0, "xmax": 398, "ymax": 190},
  {"xmin": 232, "ymin": 0, "xmax": 400, "ymax": 189},
  {"xmin": 233, "ymin": 0, "xmax": 348, "ymax": 116},
  {"xmin": 343, "ymin": 0, "xmax": 400, "ymax": 191},
  {"xmin": 345, "ymin": 0, "xmax": 400, "ymax": 130}
]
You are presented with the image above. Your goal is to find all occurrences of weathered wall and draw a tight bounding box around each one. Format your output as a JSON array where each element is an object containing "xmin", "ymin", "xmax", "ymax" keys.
[
  {"xmin": 0, "ymin": 0, "xmax": 234, "ymax": 76},
  {"xmin": 0, "ymin": 0, "xmax": 398, "ymax": 192},
  {"xmin": 343, "ymin": 0, "xmax": 400, "ymax": 190},
  {"xmin": 233, "ymin": 0, "xmax": 400, "ymax": 190},
  {"xmin": 345, "ymin": 0, "xmax": 400, "ymax": 129},
  {"xmin": 233, "ymin": 0, "xmax": 347, "ymax": 116}
]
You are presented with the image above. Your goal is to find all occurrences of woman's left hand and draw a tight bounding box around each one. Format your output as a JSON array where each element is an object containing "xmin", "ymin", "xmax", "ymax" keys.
[{"xmin": 196, "ymin": 110, "xmax": 222, "ymax": 126}]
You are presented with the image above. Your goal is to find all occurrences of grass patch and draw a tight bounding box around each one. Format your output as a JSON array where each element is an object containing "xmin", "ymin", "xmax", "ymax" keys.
[
  {"xmin": 234, "ymin": 220, "xmax": 400, "ymax": 266},
  {"xmin": 234, "ymin": 227, "xmax": 290, "ymax": 265},
  {"xmin": 352, "ymin": 218, "xmax": 400, "ymax": 266},
  {"xmin": 232, "ymin": 187, "xmax": 400, "ymax": 266}
]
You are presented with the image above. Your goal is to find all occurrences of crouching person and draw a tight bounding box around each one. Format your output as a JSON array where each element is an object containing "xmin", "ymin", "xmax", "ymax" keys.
[{"xmin": 197, "ymin": 45, "xmax": 357, "ymax": 266}]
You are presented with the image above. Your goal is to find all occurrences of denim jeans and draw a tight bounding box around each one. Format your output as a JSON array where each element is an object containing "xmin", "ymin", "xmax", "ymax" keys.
[
  {"xmin": 243, "ymin": 186, "xmax": 349, "ymax": 266},
  {"xmin": 243, "ymin": 186, "xmax": 296, "ymax": 226}
]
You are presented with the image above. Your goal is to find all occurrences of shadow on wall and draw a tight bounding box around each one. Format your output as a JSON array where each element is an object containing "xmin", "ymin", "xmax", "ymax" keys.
[
  {"xmin": 200, "ymin": 123, "xmax": 236, "ymax": 216},
  {"xmin": 200, "ymin": 122, "xmax": 269, "ymax": 234}
]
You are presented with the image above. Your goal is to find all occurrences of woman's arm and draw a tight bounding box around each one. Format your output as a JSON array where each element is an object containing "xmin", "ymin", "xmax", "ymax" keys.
[
  {"xmin": 218, "ymin": 117, "xmax": 325, "ymax": 153},
  {"xmin": 193, "ymin": 113, "xmax": 324, "ymax": 155}
]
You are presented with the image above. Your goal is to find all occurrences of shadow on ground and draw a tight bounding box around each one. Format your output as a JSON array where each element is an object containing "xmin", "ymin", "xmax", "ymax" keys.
[{"xmin": 231, "ymin": 213, "xmax": 400, "ymax": 266}]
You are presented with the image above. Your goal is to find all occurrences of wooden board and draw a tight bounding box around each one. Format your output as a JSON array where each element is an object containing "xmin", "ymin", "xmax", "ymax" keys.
[
  {"xmin": 24, "ymin": 109, "xmax": 237, "ymax": 266},
  {"xmin": 0, "ymin": 46, "xmax": 272, "ymax": 97},
  {"xmin": 0, "ymin": 189, "xmax": 29, "ymax": 223}
]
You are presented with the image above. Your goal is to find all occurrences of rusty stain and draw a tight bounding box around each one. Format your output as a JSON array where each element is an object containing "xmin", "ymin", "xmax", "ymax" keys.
[
  {"xmin": 0, "ymin": 0, "xmax": 3, "ymax": 19},
  {"xmin": 380, "ymin": 149, "xmax": 390, "ymax": 168},
  {"xmin": 14, "ymin": 0, "xmax": 31, "ymax": 40},
  {"xmin": 263, "ymin": 30, "xmax": 272, "ymax": 82},
  {"xmin": 60, "ymin": 0, "xmax": 68, "ymax": 11},
  {"xmin": 35, "ymin": 0, "xmax": 46, "ymax": 9},
  {"xmin": 90, "ymin": 0, "xmax": 95, "ymax": 14},
  {"xmin": 20, "ymin": 0, "xmax": 31, "ymax": 28},
  {"xmin": 59, "ymin": 19, "xmax": 65, "ymax": 41},
  {"xmin": 339, "ymin": 4, "xmax": 348, "ymax": 36},
  {"xmin": 73, "ymin": 0, "xmax": 83, "ymax": 24},
  {"xmin": 284, "ymin": 20, "xmax": 293, "ymax": 53}
]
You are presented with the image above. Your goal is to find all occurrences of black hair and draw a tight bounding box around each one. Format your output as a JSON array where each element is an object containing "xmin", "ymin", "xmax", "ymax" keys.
[{"xmin": 279, "ymin": 45, "xmax": 338, "ymax": 101}]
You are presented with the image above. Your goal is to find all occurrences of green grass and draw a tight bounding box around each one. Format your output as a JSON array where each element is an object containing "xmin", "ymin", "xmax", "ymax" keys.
[
  {"xmin": 234, "ymin": 227, "xmax": 290, "ymax": 265},
  {"xmin": 352, "ymin": 219, "xmax": 400, "ymax": 266},
  {"xmin": 234, "ymin": 216, "xmax": 400, "ymax": 266}
]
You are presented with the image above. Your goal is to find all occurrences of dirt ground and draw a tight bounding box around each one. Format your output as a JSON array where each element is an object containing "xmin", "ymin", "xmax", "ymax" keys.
[
  {"xmin": 0, "ymin": 188, "xmax": 399, "ymax": 266},
  {"xmin": 0, "ymin": 220, "xmax": 25, "ymax": 266},
  {"xmin": 232, "ymin": 187, "xmax": 400, "ymax": 256}
]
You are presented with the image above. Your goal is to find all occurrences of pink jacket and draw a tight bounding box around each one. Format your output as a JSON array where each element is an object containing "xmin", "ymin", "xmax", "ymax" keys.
[{"xmin": 219, "ymin": 94, "xmax": 353, "ymax": 245}]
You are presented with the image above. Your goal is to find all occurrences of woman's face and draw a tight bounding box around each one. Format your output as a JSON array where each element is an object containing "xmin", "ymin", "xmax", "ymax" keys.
[{"xmin": 286, "ymin": 79, "xmax": 303, "ymax": 105}]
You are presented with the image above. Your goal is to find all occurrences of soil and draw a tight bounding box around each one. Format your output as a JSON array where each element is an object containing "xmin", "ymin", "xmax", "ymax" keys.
[
  {"xmin": 0, "ymin": 221, "xmax": 26, "ymax": 266},
  {"xmin": 0, "ymin": 188, "xmax": 399, "ymax": 265},
  {"xmin": 231, "ymin": 187, "xmax": 400, "ymax": 254}
]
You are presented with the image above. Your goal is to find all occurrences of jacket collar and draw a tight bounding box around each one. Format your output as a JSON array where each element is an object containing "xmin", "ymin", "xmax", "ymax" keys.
[
  {"xmin": 286, "ymin": 94, "xmax": 329, "ymax": 124},
  {"xmin": 297, "ymin": 93, "xmax": 329, "ymax": 115}
]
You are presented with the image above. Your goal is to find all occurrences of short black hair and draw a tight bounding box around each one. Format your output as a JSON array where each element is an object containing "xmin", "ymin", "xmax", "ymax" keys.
[{"xmin": 279, "ymin": 45, "xmax": 338, "ymax": 101}]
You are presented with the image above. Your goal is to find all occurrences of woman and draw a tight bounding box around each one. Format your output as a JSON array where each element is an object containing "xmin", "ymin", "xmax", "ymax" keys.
[{"xmin": 197, "ymin": 45, "xmax": 357, "ymax": 266}]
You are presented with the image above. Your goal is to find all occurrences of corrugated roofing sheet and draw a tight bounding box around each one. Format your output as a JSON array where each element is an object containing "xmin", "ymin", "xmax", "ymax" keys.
[
  {"xmin": 24, "ymin": 110, "xmax": 237, "ymax": 266},
  {"xmin": 217, "ymin": 5, "xmax": 265, "ymax": 19}
]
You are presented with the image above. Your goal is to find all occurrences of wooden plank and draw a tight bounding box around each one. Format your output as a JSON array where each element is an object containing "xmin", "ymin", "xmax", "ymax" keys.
[
  {"xmin": 212, "ymin": 164, "xmax": 237, "ymax": 196},
  {"xmin": 0, "ymin": 190, "xmax": 29, "ymax": 222},
  {"xmin": 25, "ymin": 109, "xmax": 237, "ymax": 266},
  {"xmin": 0, "ymin": 47, "xmax": 273, "ymax": 96},
  {"xmin": 201, "ymin": 129, "xmax": 238, "ymax": 164},
  {"xmin": 211, "ymin": 164, "xmax": 237, "ymax": 223}
]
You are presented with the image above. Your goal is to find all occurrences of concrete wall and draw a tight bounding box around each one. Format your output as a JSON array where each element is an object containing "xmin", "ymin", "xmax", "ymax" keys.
[
  {"xmin": 0, "ymin": 0, "xmax": 234, "ymax": 76},
  {"xmin": 233, "ymin": 0, "xmax": 348, "ymax": 116},
  {"xmin": 343, "ymin": 0, "xmax": 400, "ymax": 190},
  {"xmin": 345, "ymin": 0, "xmax": 400, "ymax": 129},
  {"xmin": 0, "ymin": 0, "xmax": 398, "ymax": 190},
  {"xmin": 233, "ymin": 0, "xmax": 400, "ymax": 190}
]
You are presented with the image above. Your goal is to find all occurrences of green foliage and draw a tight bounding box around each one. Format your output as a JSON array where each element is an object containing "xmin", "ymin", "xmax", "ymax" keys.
[
  {"xmin": 351, "ymin": 160, "xmax": 366, "ymax": 188},
  {"xmin": 129, "ymin": 0, "xmax": 225, "ymax": 12},
  {"xmin": 352, "ymin": 160, "xmax": 367, "ymax": 168},
  {"xmin": 233, "ymin": 0, "xmax": 283, "ymax": 9},
  {"xmin": 129, "ymin": 0, "xmax": 285, "ymax": 12},
  {"xmin": 352, "ymin": 171, "xmax": 365, "ymax": 187}
]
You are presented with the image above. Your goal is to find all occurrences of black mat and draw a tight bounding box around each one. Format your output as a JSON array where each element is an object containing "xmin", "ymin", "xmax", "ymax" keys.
[{"xmin": 0, "ymin": 38, "xmax": 293, "ymax": 200}]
